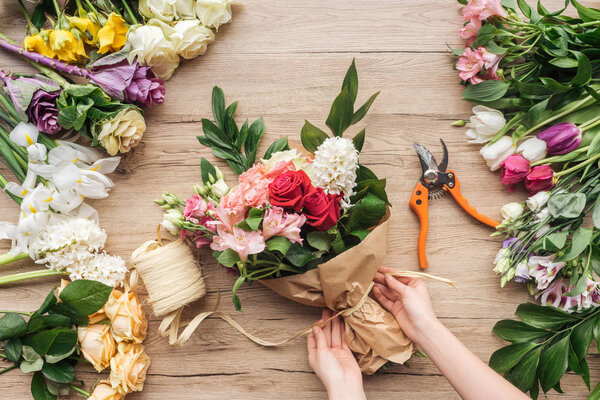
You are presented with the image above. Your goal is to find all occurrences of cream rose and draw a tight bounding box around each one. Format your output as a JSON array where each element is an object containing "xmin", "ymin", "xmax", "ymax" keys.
[
  {"xmin": 171, "ymin": 20, "xmax": 215, "ymax": 59},
  {"xmin": 174, "ymin": 0, "xmax": 196, "ymax": 19},
  {"xmin": 127, "ymin": 24, "xmax": 180, "ymax": 80},
  {"xmin": 139, "ymin": 0, "xmax": 176, "ymax": 22},
  {"xmin": 77, "ymin": 324, "xmax": 117, "ymax": 372},
  {"xmin": 104, "ymin": 289, "xmax": 148, "ymax": 343},
  {"xmin": 194, "ymin": 0, "xmax": 235, "ymax": 30},
  {"xmin": 97, "ymin": 108, "xmax": 146, "ymax": 156},
  {"xmin": 89, "ymin": 381, "xmax": 124, "ymax": 400},
  {"xmin": 109, "ymin": 343, "xmax": 151, "ymax": 394}
]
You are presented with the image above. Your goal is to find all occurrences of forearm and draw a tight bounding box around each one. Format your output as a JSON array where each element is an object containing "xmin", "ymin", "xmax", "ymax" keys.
[
  {"xmin": 416, "ymin": 320, "xmax": 527, "ymax": 400},
  {"xmin": 326, "ymin": 387, "xmax": 366, "ymax": 400}
]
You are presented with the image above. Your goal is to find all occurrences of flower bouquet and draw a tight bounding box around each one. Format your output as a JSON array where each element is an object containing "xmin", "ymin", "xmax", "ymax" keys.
[
  {"xmin": 453, "ymin": 0, "xmax": 600, "ymax": 397},
  {"xmin": 158, "ymin": 61, "xmax": 415, "ymax": 373}
]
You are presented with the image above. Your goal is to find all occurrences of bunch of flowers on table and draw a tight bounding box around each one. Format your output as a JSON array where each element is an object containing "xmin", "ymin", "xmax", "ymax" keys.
[
  {"xmin": 452, "ymin": 0, "xmax": 600, "ymax": 397},
  {"xmin": 16, "ymin": 0, "xmax": 235, "ymax": 80},
  {"xmin": 0, "ymin": 278, "xmax": 149, "ymax": 400},
  {"xmin": 157, "ymin": 62, "xmax": 416, "ymax": 374}
]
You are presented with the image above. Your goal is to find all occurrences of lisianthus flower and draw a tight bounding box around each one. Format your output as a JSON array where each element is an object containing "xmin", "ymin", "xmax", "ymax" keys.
[
  {"xmin": 526, "ymin": 191, "xmax": 550, "ymax": 212},
  {"xmin": 98, "ymin": 13, "xmax": 129, "ymax": 54},
  {"xmin": 456, "ymin": 47, "xmax": 483, "ymax": 84},
  {"xmin": 26, "ymin": 89, "xmax": 61, "ymax": 134},
  {"xmin": 211, "ymin": 227, "xmax": 266, "ymax": 262},
  {"xmin": 123, "ymin": 62, "xmax": 166, "ymax": 107},
  {"xmin": 514, "ymin": 262, "xmax": 530, "ymax": 284},
  {"xmin": 500, "ymin": 202, "xmax": 523, "ymax": 223},
  {"xmin": 170, "ymin": 20, "xmax": 215, "ymax": 60},
  {"xmin": 183, "ymin": 194, "xmax": 212, "ymax": 222},
  {"xmin": 262, "ymin": 206, "xmax": 306, "ymax": 244},
  {"xmin": 127, "ymin": 23, "xmax": 180, "ymax": 80},
  {"xmin": 48, "ymin": 30, "xmax": 87, "ymax": 62},
  {"xmin": 195, "ymin": 0, "xmax": 236, "ymax": 30},
  {"xmin": 96, "ymin": 108, "xmax": 146, "ymax": 155}
]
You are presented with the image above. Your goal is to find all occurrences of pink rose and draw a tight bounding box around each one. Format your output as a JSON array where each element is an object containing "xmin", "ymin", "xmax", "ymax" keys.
[
  {"xmin": 220, "ymin": 187, "xmax": 245, "ymax": 209},
  {"xmin": 241, "ymin": 179, "xmax": 270, "ymax": 208},
  {"xmin": 264, "ymin": 160, "xmax": 295, "ymax": 179}
]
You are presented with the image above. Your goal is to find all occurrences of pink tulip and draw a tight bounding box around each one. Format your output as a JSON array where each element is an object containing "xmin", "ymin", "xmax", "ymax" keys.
[
  {"xmin": 525, "ymin": 166, "xmax": 555, "ymax": 194},
  {"xmin": 500, "ymin": 155, "xmax": 530, "ymax": 186},
  {"xmin": 456, "ymin": 48, "xmax": 483, "ymax": 83}
]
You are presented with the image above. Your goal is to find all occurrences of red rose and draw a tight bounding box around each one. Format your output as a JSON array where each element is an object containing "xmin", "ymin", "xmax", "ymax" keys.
[
  {"xmin": 303, "ymin": 187, "xmax": 342, "ymax": 231},
  {"xmin": 268, "ymin": 170, "xmax": 314, "ymax": 211}
]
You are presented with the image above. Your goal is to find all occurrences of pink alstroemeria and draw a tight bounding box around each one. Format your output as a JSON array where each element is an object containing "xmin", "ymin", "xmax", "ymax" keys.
[
  {"xmin": 456, "ymin": 48, "xmax": 483, "ymax": 83},
  {"xmin": 459, "ymin": 18, "xmax": 482, "ymax": 43},
  {"xmin": 538, "ymin": 279, "xmax": 600, "ymax": 312},
  {"xmin": 528, "ymin": 255, "xmax": 564, "ymax": 290},
  {"xmin": 477, "ymin": 47, "xmax": 503, "ymax": 79},
  {"xmin": 262, "ymin": 206, "xmax": 306, "ymax": 244},
  {"xmin": 212, "ymin": 227, "xmax": 266, "ymax": 262},
  {"xmin": 462, "ymin": 0, "xmax": 507, "ymax": 21},
  {"xmin": 214, "ymin": 204, "xmax": 246, "ymax": 232}
]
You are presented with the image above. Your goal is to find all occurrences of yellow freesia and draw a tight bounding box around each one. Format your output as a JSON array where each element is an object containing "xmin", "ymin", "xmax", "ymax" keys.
[
  {"xmin": 48, "ymin": 29, "xmax": 87, "ymax": 62},
  {"xmin": 98, "ymin": 13, "xmax": 129, "ymax": 54},
  {"xmin": 68, "ymin": 16, "xmax": 100, "ymax": 45},
  {"xmin": 23, "ymin": 33, "xmax": 56, "ymax": 58}
]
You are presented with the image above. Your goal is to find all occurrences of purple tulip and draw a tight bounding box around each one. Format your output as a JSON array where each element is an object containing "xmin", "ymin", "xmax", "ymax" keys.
[
  {"xmin": 123, "ymin": 64, "xmax": 165, "ymax": 107},
  {"xmin": 537, "ymin": 122, "xmax": 581, "ymax": 155},
  {"xmin": 26, "ymin": 89, "xmax": 61, "ymax": 134}
]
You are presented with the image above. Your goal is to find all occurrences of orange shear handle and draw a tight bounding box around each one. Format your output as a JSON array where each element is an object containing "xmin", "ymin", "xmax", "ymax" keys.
[
  {"xmin": 446, "ymin": 170, "xmax": 499, "ymax": 228},
  {"xmin": 409, "ymin": 182, "xmax": 430, "ymax": 269}
]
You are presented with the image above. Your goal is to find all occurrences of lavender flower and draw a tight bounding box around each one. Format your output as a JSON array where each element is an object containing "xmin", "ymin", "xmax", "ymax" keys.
[
  {"xmin": 123, "ymin": 64, "xmax": 165, "ymax": 107},
  {"xmin": 0, "ymin": 70, "xmax": 60, "ymax": 117},
  {"xmin": 537, "ymin": 122, "xmax": 582, "ymax": 155},
  {"xmin": 26, "ymin": 89, "xmax": 61, "ymax": 134}
]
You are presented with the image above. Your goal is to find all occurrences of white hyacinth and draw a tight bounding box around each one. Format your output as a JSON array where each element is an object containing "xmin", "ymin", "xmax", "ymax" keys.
[
  {"xmin": 309, "ymin": 137, "xmax": 359, "ymax": 209},
  {"xmin": 69, "ymin": 252, "xmax": 127, "ymax": 287}
]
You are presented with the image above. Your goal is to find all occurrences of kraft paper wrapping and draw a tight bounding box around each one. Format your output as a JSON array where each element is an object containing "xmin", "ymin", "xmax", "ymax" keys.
[{"xmin": 260, "ymin": 218, "xmax": 414, "ymax": 374}]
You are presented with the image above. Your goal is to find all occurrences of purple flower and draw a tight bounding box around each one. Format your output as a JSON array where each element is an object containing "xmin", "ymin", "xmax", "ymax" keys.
[
  {"xmin": 26, "ymin": 89, "xmax": 62, "ymax": 134},
  {"xmin": 537, "ymin": 122, "xmax": 582, "ymax": 155},
  {"xmin": 124, "ymin": 64, "xmax": 165, "ymax": 107}
]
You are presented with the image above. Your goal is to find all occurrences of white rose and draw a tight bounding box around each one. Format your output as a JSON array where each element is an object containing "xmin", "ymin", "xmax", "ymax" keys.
[
  {"xmin": 517, "ymin": 137, "xmax": 547, "ymax": 163},
  {"xmin": 465, "ymin": 105, "xmax": 506, "ymax": 144},
  {"xmin": 174, "ymin": 0, "xmax": 196, "ymax": 19},
  {"xmin": 138, "ymin": 0, "xmax": 176, "ymax": 22},
  {"xmin": 127, "ymin": 23, "xmax": 180, "ymax": 80},
  {"xmin": 480, "ymin": 136, "xmax": 515, "ymax": 171},
  {"xmin": 526, "ymin": 191, "xmax": 550, "ymax": 212},
  {"xmin": 501, "ymin": 202, "xmax": 524, "ymax": 223},
  {"xmin": 97, "ymin": 108, "xmax": 146, "ymax": 156},
  {"xmin": 262, "ymin": 149, "xmax": 307, "ymax": 170},
  {"xmin": 195, "ymin": 0, "xmax": 235, "ymax": 30},
  {"xmin": 170, "ymin": 20, "xmax": 215, "ymax": 59}
]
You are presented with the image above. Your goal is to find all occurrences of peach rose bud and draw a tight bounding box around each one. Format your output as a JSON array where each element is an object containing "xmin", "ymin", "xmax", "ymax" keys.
[
  {"xmin": 89, "ymin": 380, "xmax": 124, "ymax": 400},
  {"xmin": 77, "ymin": 324, "xmax": 117, "ymax": 372},
  {"xmin": 109, "ymin": 343, "xmax": 151, "ymax": 394},
  {"xmin": 104, "ymin": 289, "xmax": 148, "ymax": 343}
]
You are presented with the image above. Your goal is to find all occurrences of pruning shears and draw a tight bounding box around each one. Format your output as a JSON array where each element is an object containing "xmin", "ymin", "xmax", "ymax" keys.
[{"xmin": 409, "ymin": 139, "xmax": 500, "ymax": 269}]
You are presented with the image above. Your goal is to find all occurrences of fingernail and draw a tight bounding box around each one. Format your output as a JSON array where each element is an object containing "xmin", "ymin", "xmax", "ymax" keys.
[{"xmin": 312, "ymin": 326, "xmax": 319, "ymax": 334}]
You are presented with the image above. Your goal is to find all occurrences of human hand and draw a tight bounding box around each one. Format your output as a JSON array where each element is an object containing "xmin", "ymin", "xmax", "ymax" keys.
[
  {"xmin": 373, "ymin": 266, "xmax": 440, "ymax": 343},
  {"xmin": 307, "ymin": 309, "xmax": 366, "ymax": 400}
]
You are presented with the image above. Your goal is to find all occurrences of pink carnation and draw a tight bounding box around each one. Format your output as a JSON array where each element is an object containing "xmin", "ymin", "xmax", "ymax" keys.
[
  {"xmin": 210, "ymin": 227, "xmax": 266, "ymax": 262},
  {"xmin": 262, "ymin": 206, "xmax": 306, "ymax": 244},
  {"xmin": 240, "ymin": 179, "xmax": 270, "ymax": 209}
]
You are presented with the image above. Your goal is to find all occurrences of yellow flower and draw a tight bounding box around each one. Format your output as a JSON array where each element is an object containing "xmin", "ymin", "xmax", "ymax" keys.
[
  {"xmin": 48, "ymin": 29, "xmax": 87, "ymax": 62},
  {"xmin": 96, "ymin": 108, "xmax": 146, "ymax": 156},
  {"xmin": 109, "ymin": 343, "xmax": 151, "ymax": 394},
  {"xmin": 77, "ymin": 324, "xmax": 117, "ymax": 372},
  {"xmin": 23, "ymin": 33, "xmax": 55, "ymax": 58},
  {"xmin": 98, "ymin": 13, "xmax": 129, "ymax": 54},
  {"xmin": 104, "ymin": 288, "xmax": 148, "ymax": 343},
  {"xmin": 89, "ymin": 380, "xmax": 124, "ymax": 400},
  {"xmin": 68, "ymin": 16, "xmax": 100, "ymax": 45}
]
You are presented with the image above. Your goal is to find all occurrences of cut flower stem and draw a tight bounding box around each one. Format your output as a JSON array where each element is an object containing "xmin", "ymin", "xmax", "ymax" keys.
[
  {"xmin": 0, "ymin": 252, "xmax": 29, "ymax": 266},
  {"xmin": 0, "ymin": 269, "xmax": 68, "ymax": 285}
]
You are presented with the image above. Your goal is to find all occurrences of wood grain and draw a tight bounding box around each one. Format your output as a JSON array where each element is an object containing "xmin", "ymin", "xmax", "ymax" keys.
[{"xmin": 0, "ymin": 0, "xmax": 595, "ymax": 399}]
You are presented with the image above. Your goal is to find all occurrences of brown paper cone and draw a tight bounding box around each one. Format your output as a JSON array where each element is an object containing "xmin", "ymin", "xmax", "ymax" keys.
[{"xmin": 260, "ymin": 218, "xmax": 413, "ymax": 374}]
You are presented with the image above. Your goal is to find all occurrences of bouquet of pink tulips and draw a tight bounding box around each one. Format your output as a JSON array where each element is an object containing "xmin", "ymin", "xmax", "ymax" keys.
[{"xmin": 453, "ymin": 0, "xmax": 600, "ymax": 397}]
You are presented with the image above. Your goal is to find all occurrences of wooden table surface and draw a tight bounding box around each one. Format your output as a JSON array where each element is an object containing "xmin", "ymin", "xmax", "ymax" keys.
[{"xmin": 0, "ymin": 1, "xmax": 596, "ymax": 399}]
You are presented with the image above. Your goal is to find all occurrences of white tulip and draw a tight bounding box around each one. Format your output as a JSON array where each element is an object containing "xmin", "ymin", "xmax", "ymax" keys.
[
  {"xmin": 127, "ymin": 24, "xmax": 180, "ymax": 80},
  {"xmin": 526, "ymin": 191, "xmax": 550, "ymax": 212},
  {"xmin": 517, "ymin": 137, "xmax": 547, "ymax": 163},
  {"xmin": 9, "ymin": 122, "xmax": 38, "ymax": 147},
  {"xmin": 174, "ymin": 0, "xmax": 196, "ymax": 19},
  {"xmin": 480, "ymin": 136, "xmax": 515, "ymax": 171},
  {"xmin": 195, "ymin": 0, "xmax": 235, "ymax": 30},
  {"xmin": 465, "ymin": 106, "xmax": 506, "ymax": 143},
  {"xmin": 501, "ymin": 202, "xmax": 524, "ymax": 223},
  {"xmin": 138, "ymin": 0, "xmax": 177, "ymax": 22},
  {"xmin": 170, "ymin": 20, "xmax": 215, "ymax": 59}
]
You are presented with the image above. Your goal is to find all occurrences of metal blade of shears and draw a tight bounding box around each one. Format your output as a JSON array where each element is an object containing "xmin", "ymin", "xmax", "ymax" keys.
[
  {"xmin": 438, "ymin": 139, "xmax": 449, "ymax": 173},
  {"xmin": 413, "ymin": 143, "xmax": 439, "ymax": 174}
]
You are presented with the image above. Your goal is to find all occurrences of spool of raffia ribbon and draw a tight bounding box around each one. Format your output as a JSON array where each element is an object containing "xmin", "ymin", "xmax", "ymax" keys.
[{"xmin": 128, "ymin": 236, "xmax": 456, "ymax": 348}]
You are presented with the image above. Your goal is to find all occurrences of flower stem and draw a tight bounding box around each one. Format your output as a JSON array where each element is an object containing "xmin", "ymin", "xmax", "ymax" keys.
[
  {"xmin": 0, "ymin": 310, "xmax": 32, "ymax": 316},
  {"xmin": 571, "ymin": 20, "xmax": 600, "ymax": 29},
  {"xmin": 0, "ymin": 252, "xmax": 29, "ymax": 266},
  {"xmin": 0, "ymin": 88, "xmax": 23, "ymax": 123},
  {"xmin": 0, "ymin": 269, "xmax": 69, "ymax": 285},
  {"xmin": 120, "ymin": 0, "xmax": 139, "ymax": 25},
  {"xmin": 69, "ymin": 384, "xmax": 90, "ymax": 398},
  {"xmin": 0, "ymin": 365, "xmax": 16, "ymax": 375},
  {"xmin": 0, "ymin": 172, "xmax": 22, "ymax": 204},
  {"xmin": 522, "ymin": 95, "xmax": 595, "ymax": 136},
  {"xmin": 16, "ymin": 0, "xmax": 34, "ymax": 29},
  {"xmin": 581, "ymin": 117, "xmax": 600, "ymax": 133},
  {"xmin": 555, "ymin": 152, "xmax": 600, "ymax": 178}
]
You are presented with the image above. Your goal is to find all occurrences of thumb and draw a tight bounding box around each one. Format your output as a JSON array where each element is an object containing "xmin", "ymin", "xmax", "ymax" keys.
[{"xmin": 385, "ymin": 274, "xmax": 410, "ymax": 297}]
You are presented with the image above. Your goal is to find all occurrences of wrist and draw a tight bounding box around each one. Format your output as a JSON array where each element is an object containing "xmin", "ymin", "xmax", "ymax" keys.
[
  {"xmin": 326, "ymin": 386, "xmax": 366, "ymax": 400},
  {"xmin": 412, "ymin": 317, "xmax": 446, "ymax": 351}
]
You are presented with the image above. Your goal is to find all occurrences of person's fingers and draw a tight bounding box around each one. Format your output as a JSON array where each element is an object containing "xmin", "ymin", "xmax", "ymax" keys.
[
  {"xmin": 307, "ymin": 331, "xmax": 316, "ymax": 366},
  {"xmin": 385, "ymin": 274, "xmax": 410, "ymax": 297},
  {"xmin": 373, "ymin": 286, "xmax": 394, "ymax": 312},
  {"xmin": 321, "ymin": 309, "xmax": 332, "ymax": 347},
  {"xmin": 338, "ymin": 318, "xmax": 346, "ymax": 349},
  {"xmin": 331, "ymin": 316, "xmax": 341, "ymax": 349},
  {"xmin": 374, "ymin": 272, "xmax": 387, "ymax": 284},
  {"xmin": 374, "ymin": 282, "xmax": 399, "ymax": 301},
  {"xmin": 312, "ymin": 325, "xmax": 328, "ymax": 351},
  {"xmin": 378, "ymin": 266, "xmax": 396, "ymax": 274}
]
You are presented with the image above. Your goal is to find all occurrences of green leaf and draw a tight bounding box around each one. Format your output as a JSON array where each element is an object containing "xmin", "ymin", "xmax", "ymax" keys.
[
  {"xmin": 549, "ymin": 57, "xmax": 579, "ymax": 69},
  {"xmin": 0, "ymin": 313, "xmax": 27, "ymax": 340},
  {"xmin": 202, "ymin": 118, "xmax": 232, "ymax": 150},
  {"xmin": 4, "ymin": 338, "xmax": 22, "ymax": 362},
  {"xmin": 355, "ymin": 164, "xmax": 378, "ymax": 182},
  {"xmin": 263, "ymin": 136, "xmax": 290, "ymax": 160},
  {"xmin": 212, "ymin": 86, "xmax": 226, "ymax": 130},
  {"xmin": 489, "ymin": 342, "xmax": 539, "ymax": 373},
  {"xmin": 33, "ymin": 291, "xmax": 58, "ymax": 318},
  {"xmin": 28, "ymin": 315, "xmax": 71, "ymax": 334},
  {"xmin": 572, "ymin": 53, "xmax": 593, "ymax": 87},
  {"xmin": 349, "ymin": 230, "xmax": 370, "ymax": 241},
  {"xmin": 285, "ymin": 242, "xmax": 317, "ymax": 267},
  {"xmin": 200, "ymin": 158, "xmax": 218, "ymax": 186},
  {"xmin": 59, "ymin": 280, "xmax": 112, "ymax": 316},
  {"xmin": 540, "ymin": 335, "xmax": 570, "ymax": 393},
  {"xmin": 352, "ymin": 128, "xmax": 365, "ymax": 152},
  {"xmin": 342, "ymin": 59, "xmax": 358, "ymax": 103},
  {"xmin": 217, "ymin": 249, "xmax": 241, "ymax": 267},
  {"xmin": 564, "ymin": 273, "xmax": 589, "ymax": 297},
  {"xmin": 49, "ymin": 303, "xmax": 88, "ymax": 326},
  {"xmin": 474, "ymin": 24, "xmax": 498, "ymax": 47},
  {"xmin": 245, "ymin": 208, "xmax": 264, "ymax": 231},
  {"xmin": 266, "ymin": 236, "xmax": 292, "ymax": 255},
  {"xmin": 351, "ymin": 92, "xmax": 380, "ymax": 125},
  {"xmin": 590, "ymin": 382, "xmax": 600, "ymax": 400},
  {"xmin": 301, "ymin": 120, "xmax": 329, "ymax": 152},
  {"xmin": 346, "ymin": 192, "xmax": 387, "ymax": 231},
  {"xmin": 463, "ymin": 80, "xmax": 510, "ymax": 103},
  {"xmin": 587, "ymin": 130, "xmax": 600, "ymax": 158},
  {"xmin": 568, "ymin": 345, "xmax": 590, "ymax": 390},
  {"xmin": 307, "ymin": 231, "xmax": 332, "ymax": 251},
  {"xmin": 516, "ymin": 303, "xmax": 580, "ymax": 329},
  {"xmin": 26, "ymin": 328, "xmax": 77, "ymax": 357},
  {"xmin": 548, "ymin": 193, "xmax": 586, "ymax": 219},
  {"xmin": 558, "ymin": 228, "xmax": 593, "ymax": 262},
  {"xmin": 571, "ymin": 318, "xmax": 594, "ymax": 361},
  {"xmin": 244, "ymin": 117, "xmax": 266, "ymax": 165},
  {"xmin": 41, "ymin": 361, "xmax": 74, "ymax": 384},
  {"xmin": 31, "ymin": 371, "xmax": 56, "ymax": 400},
  {"xmin": 20, "ymin": 346, "xmax": 44, "ymax": 374},
  {"xmin": 326, "ymin": 86, "xmax": 354, "ymax": 137},
  {"xmin": 506, "ymin": 346, "xmax": 542, "ymax": 392},
  {"xmin": 517, "ymin": 0, "xmax": 532, "ymax": 17},
  {"xmin": 231, "ymin": 275, "xmax": 246, "ymax": 312},
  {"xmin": 571, "ymin": 0, "xmax": 600, "ymax": 22},
  {"xmin": 493, "ymin": 320, "xmax": 550, "ymax": 343},
  {"xmin": 542, "ymin": 231, "xmax": 569, "ymax": 251},
  {"xmin": 593, "ymin": 196, "xmax": 600, "ymax": 229}
]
